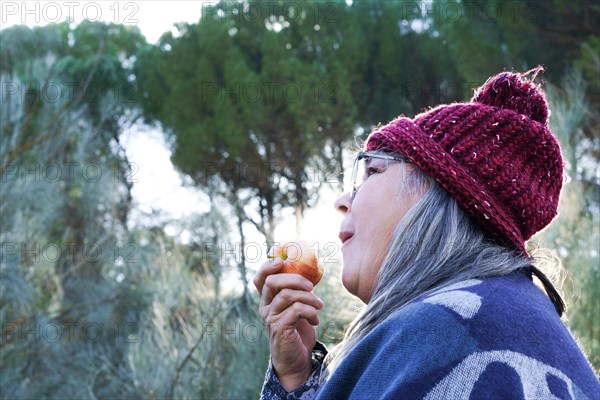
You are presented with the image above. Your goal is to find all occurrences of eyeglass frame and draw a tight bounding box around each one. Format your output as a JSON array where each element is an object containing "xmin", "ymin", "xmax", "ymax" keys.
[{"xmin": 350, "ymin": 151, "xmax": 407, "ymax": 200}]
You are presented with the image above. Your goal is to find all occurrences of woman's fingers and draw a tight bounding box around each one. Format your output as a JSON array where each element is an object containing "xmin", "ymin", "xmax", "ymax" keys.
[
  {"xmin": 253, "ymin": 258, "xmax": 284, "ymax": 295},
  {"xmin": 285, "ymin": 302, "xmax": 320, "ymax": 326},
  {"xmin": 265, "ymin": 301, "xmax": 321, "ymax": 333},
  {"xmin": 268, "ymin": 288, "xmax": 324, "ymax": 316},
  {"xmin": 253, "ymin": 258, "xmax": 315, "ymax": 297},
  {"xmin": 261, "ymin": 273, "xmax": 314, "ymax": 306},
  {"xmin": 259, "ymin": 287, "xmax": 323, "ymax": 326}
]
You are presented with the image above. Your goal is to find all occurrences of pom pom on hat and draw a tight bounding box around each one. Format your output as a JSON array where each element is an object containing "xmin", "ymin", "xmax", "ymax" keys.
[{"xmin": 472, "ymin": 68, "xmax": 549, "ymax": 125}]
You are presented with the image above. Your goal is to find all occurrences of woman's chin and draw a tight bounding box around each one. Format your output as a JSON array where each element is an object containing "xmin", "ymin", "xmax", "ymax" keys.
[{"xmin": 340, "ymin": 270, "xmax": 359, "ymax": 299}]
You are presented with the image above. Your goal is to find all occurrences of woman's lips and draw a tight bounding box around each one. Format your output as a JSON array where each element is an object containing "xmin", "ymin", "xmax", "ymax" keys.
[{"xmin": 339, "ymin": 231, "xmax": 354, "ymax": 245}]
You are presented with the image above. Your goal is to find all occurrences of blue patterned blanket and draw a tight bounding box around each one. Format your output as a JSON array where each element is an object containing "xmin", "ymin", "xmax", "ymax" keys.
[{"xmin": 261, "ymin": 272, "xmax": 600, "ymax": 399}]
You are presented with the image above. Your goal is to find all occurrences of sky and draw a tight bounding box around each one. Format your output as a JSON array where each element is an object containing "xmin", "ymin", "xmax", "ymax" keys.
[
  {"xmin": 1, "ymin": 0, "xmax": 220, "ymax": 223},
  {"xmin": 1, "ymin": 1, "xmax": 348, "ymax": 274},
  {"xmin": 119, "ymin": 123, "xmax": 347, "ymax": 276},
  {"xmin": 1, "ymin": 1, "xmax": 207, "ymax": 43}
]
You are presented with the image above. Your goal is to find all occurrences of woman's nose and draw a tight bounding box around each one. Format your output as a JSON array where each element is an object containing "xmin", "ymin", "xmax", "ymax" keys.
[{"xmin": 334, "ymin": 192, "xmax": 352, "ymax": 214}]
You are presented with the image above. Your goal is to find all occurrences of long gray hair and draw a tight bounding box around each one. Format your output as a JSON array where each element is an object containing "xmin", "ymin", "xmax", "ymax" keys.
[{"xmin": 325, "ymin": 164, "xmax": 564, "ymax": 374}]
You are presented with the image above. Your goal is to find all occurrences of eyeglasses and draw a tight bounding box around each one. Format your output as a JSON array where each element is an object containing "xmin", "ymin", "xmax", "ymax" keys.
[{"xmin": 350, "ymin": 151, "xmax": 407, "ymax": 200}]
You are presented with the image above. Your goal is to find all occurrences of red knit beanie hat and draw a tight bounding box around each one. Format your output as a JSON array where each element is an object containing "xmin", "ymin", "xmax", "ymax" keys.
[{"xmin": 365, "ymin": 69, "xmax": 564, "ymax": 254}]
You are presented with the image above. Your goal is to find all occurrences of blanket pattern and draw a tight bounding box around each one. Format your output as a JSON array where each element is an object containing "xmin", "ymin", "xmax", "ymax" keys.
[{"xmin": 261, "ymin": 272, "xmax": 600, "ymax": 399}]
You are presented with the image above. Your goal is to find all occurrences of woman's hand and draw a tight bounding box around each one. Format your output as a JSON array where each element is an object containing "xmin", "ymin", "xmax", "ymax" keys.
[{"xmin": 253, "ymin": 257, "xmax": 324, "ymax": 392}]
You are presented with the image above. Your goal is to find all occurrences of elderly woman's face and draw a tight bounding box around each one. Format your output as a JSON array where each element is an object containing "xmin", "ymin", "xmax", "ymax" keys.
[{"xmin": 334, "ymin": 159, "xmax": 423, "ymax": 303}]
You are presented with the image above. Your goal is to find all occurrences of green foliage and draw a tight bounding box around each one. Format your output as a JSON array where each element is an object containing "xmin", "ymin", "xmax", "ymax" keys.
[
  {"xmin": 0, "ymin": 19, "xmax": 275, "ymax": 397},
  {"xmin": 1, "ymin": 22, "xmax": 148, "ymax": 398},
  {"xmin": 434, "ymin": 0, "xmax": 598, "ymax": 86},
  {"xmin": 0, "ymin": 23, "xmax": 69, "ymax": 75},
  {"xmin": 534, "ymin": 69, "xmax": 600, "ymax": 369},
  {"xmin": 135, "ymin": 1, "xmax": 371, "ymax": 240}
]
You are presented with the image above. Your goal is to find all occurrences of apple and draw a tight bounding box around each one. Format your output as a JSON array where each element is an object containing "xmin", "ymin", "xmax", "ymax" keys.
[{"xmin": 268, "ymin": 240, "xmax": 323, "ymax": 286}]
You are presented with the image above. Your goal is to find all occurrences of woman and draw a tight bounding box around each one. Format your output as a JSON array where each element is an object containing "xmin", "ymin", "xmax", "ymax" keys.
[{"xmin": 254, "ymin": 70, "xmax": 600, "ymax": 399}]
